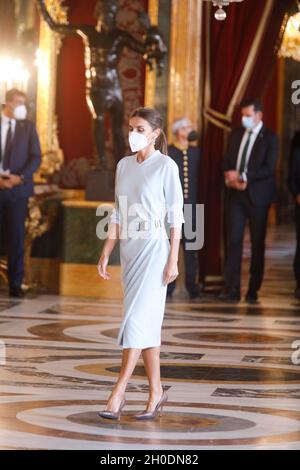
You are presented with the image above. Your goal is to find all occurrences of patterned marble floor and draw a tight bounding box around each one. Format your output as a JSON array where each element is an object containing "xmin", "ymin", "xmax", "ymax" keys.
[{"xmin": 0, "ymin": 225, "xmax": 300, "ymax": 450}]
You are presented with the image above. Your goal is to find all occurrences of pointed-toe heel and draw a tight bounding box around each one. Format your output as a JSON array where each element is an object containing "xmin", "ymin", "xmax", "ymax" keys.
[
  {"xmin": 98, "ymin": 398, "xmax": 125, "ymax": 420},
  {"xmin": 135, "ymin": 388, "xmax": 168, "ymax": 420}
]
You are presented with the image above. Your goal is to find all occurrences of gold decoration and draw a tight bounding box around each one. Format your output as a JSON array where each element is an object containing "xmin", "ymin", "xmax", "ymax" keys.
[
  {"xmin": 278, "ymin": 10, "xmax": 300, "ymax": 62},
  {"xmin": 144, "ymin": 0, "xmax": 159, "ymax": 108},
  {"xmin": 35, "ymin": 0, "xmax": 68, "ymax": 181},
  {"xmin": 203, "ymin": 108, "xmax": 232, "ymax": 132},
  {"xmin": 0, "ymin": 258, "xmax": 8, "ymax": 287},
  {"xmin": 24, "ymin": 189, "xmax": 61, "ymax": 288},
  {"xmin": 167, "ymin": 0, "xmax": 203, "ymax": 140},
  {"xmin": 38, "ymin": 117, "xmax": 64, "ymax": 178}
]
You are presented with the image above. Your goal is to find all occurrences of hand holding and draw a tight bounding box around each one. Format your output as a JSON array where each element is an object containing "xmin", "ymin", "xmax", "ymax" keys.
[
  {"xmin": 224, "ymin": 170, "xmax": 247, "ymax": 191},
  {"xmin": 227, "ymin": 180, "xmax": 247, "ymax": 191},
  {"xmin": 224, "ymin": 170, "xmax": 239, "ymax": 182},
  {"xmin": 8, "ymin": 174, "xmax": 23, "ymax": 186},
  {"xmin": 234, "ymin": 180, "xmax": 247, "ymax": 191},
  {"xmin": 0, "ymin": 177, "xmax": 13, "ymax": 189}
]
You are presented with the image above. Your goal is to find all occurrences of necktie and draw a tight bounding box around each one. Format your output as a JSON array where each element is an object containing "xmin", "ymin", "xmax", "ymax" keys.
[
  {"xmin": 3, "ymin": 120, "xmax": 12, "ymax": 170},
  {"xmin": 239, "ymin": 130, "xmax": 252, "ymax": 173}
]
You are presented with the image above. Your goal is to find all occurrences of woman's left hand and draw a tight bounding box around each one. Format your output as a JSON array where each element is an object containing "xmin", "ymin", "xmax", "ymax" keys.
[
  {"xmin": 163, "ymin": 258, "xmax": 179, "ymax": 285},
  {"xmin": 97, "ymin": 253, "xmax": 112, "ymax": 280}
]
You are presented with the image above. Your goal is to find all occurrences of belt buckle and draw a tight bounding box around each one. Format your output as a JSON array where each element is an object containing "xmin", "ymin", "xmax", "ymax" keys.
[
  {"xmin": 136, "ymin": 220, "xmax": 161, "ymax": 231},
  {"xmin": 137, "ymin": 220, "xmax": 147, "ymax": 231}
]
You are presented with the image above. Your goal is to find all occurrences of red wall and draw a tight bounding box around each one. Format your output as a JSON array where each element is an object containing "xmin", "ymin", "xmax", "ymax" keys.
[
  {"xmin": 56, "ymin": 0, "xmax": 148, "ymax": 163},
  {"xmin": 56, "ymin": 0, "xmax": 96, "ymax": 162}
]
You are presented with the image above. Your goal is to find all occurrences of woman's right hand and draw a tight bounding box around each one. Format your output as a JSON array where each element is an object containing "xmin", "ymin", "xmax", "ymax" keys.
[{"xmin": 97, "ymin": 253, "xmax": 112, "ymax": 280}]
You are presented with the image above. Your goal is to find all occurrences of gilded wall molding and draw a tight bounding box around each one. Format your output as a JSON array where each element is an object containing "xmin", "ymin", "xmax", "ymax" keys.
[
  {"xmin": 35, "ymin": 0, "xmax": 67, "ymax": 181},
  {"xmin": 144, "ymin": 0, "xmax": 159, "ymax": 108},
  {"xmin": 167, "ymin": 0, "xmax": 203, "ymax": 140}
]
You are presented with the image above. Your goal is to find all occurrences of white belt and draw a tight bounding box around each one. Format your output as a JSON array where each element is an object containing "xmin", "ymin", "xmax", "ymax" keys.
[{"xmin": 135, "ymin": 219, "xmax": 162, "ymax": 231}]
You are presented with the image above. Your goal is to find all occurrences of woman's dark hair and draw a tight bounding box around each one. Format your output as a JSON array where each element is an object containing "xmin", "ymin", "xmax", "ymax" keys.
[{"xmin": 129, "ymin": 106, "xmax": 168, "ymax": 154}]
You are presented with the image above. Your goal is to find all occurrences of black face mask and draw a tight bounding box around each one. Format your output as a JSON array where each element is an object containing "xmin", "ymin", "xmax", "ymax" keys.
[{"xmin": 187, "ymin": 130, "xmax": 199, "ymax": 142}]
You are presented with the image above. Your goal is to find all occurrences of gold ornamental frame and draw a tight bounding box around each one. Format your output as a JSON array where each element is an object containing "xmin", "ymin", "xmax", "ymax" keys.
[
  {"xmin": 144, "ymin": 0, "xmax": 159, "ymax": 108},
  {"xmin": 35, "ymin": 0, "xmax": 67, "ymax": 181},
  {"xmin": 145, "ymin": 0, "xmax": 203, "ymax": 139},
  {"xmin": 167, "ymin": 0, "xmax": 203, "ymax": 140}
]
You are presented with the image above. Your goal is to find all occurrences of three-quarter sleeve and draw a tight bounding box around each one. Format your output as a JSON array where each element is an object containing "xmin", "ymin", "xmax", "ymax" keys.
[
  {"xmin": 110, "ymin": 161, "xmax": 121, "ymax": 225},
  {"xmin": 163, "ymin": 159, "xmax": 185, "ymax": 228}
]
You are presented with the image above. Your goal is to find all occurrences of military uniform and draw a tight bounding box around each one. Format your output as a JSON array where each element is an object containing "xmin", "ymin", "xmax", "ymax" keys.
[{"xmin": 167, "ymin": 143, "xmax": 201, "ymax": 298}]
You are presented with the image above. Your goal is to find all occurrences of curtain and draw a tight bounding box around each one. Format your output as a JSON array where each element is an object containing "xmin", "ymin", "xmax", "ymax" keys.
[
  {"xmin": 232, "ymin": 0, "xmax": 296, "ymax": 126},
  {"xmin": 199, "ymin": 0, "xmax": 295, "ymax": 283}
]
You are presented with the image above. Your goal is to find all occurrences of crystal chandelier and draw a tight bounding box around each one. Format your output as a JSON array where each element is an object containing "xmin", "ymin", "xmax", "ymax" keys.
[
  {"xmin": 278, "ymin": 4, "xmax": 300, "ymax": 62},
  {"xmin": 203, "ymin": 0, "xmax": 245, "ymax": 21}
]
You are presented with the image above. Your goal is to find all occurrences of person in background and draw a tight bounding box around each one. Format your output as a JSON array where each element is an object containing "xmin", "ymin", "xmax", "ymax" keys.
[
  {"xmin": 287, "ymin": 130, "xmax": 300, "ymax": 300},
  {"xmin": 0, "ymin": 88, "xmax": 41, "ymax": 298},
  {"xmin": 167, "ymin": 117, "xmax": 202, "ymax": 300},
  {"xmin": 219, "ymin": 98, "xmax": 279, "ymax": 304}
]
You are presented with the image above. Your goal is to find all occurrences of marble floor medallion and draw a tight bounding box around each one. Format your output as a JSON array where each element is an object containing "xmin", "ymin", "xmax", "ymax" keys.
[{"xmin": 0, "ymin": 226, "xmax": 300, "ymax": 449}]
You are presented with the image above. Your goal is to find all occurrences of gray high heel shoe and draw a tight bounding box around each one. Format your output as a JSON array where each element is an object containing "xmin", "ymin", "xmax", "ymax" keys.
[
  {"xmin": 98, "ymin": 398, "xmax": 126, "ymax": 420},
  {"xmin": 134, "ymin": 388, "xmax": 168, "ymax": 420}
]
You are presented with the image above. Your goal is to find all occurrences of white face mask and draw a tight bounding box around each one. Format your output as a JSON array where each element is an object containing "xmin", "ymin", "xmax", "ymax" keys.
[
  {"xmin": 241, "ymin": 115, "xmax": 255, "ymax": 130},
  {"xmin": 13, "ymin": 104, "xmax": 27, "ymax": 120},
  {"xmin": 128, "ymin": 131, "xmax": 151, "ymax": 152}
]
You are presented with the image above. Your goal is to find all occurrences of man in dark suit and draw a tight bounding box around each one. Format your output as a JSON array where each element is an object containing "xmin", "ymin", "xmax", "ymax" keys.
[
  {"xmin": 0, "ymin": 88, "xmax": 41, "ymax": 297},
  {"xmin": 219, "ymin": 98, "xmax": 279, "ymax": 304},
  {"xmin": 287, "ymin": 130, "xmax": 300, "ymax": 300},
  {"xmin": 167, "ymin": 117, "xmax": 202, "ymax": 300}
]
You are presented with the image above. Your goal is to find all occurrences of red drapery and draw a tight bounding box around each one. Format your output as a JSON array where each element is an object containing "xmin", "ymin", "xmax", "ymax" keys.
[
  {"xmin": 232, "ymin": 0, "xmax": 295, "ymax": 126},
  {"xmin": 199, "ymin": 0, "xmax": 295, "ymax": 284}
]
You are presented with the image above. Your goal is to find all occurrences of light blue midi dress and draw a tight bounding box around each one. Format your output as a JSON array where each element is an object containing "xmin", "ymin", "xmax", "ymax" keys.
[{"xmin": 110, "ymin": 149, "xmax": 185, "ymax": 349}]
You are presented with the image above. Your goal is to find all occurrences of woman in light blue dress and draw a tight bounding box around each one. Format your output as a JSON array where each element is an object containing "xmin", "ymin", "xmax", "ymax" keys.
[{"xmin": 97, "ymin": 107, "xmax": 184, "ymax": 420}]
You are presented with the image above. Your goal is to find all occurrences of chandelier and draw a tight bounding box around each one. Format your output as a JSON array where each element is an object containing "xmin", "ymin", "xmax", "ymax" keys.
[
  {"xmin": 0, "ymin": 57, "xmax": 30, "ymax": 104},
  {"xmin": 203, "ymin": 0, "xmax": 245, "ymax": 21},
  {"xmin": 278, "ymin": 5, "xmax": 300, "ymax": 62}
]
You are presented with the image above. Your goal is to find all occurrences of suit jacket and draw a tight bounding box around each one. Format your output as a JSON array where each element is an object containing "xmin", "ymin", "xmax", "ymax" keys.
[
  {"xmin": 168, "ymin": 144, "xmax": 201, "ymax": 203},
  {"xmin": 0, "ymin": 118, "xmax": 41, "ymax": 198},
  {"xmin": 223, "ymin": 125, "xmax": 279, "ymax": 206},
  {"xmin": 287, "ymin": 130, "xmax": 300, "ymax": 199}
]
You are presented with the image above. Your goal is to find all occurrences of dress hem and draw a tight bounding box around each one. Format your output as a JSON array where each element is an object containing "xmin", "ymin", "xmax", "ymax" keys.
[{"xmin": 119, "ymin": 343, "xmax": 161, "ymax": 349}]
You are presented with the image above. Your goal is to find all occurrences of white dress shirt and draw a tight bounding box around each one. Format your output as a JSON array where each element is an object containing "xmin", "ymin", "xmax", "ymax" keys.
[
  {"xmin": 0, "ymin": 112, "xmax": 16, "ymax": 171},
  {"xmin": 236, "ymin": 120, "xmax": 263, "ymax": 175}
]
